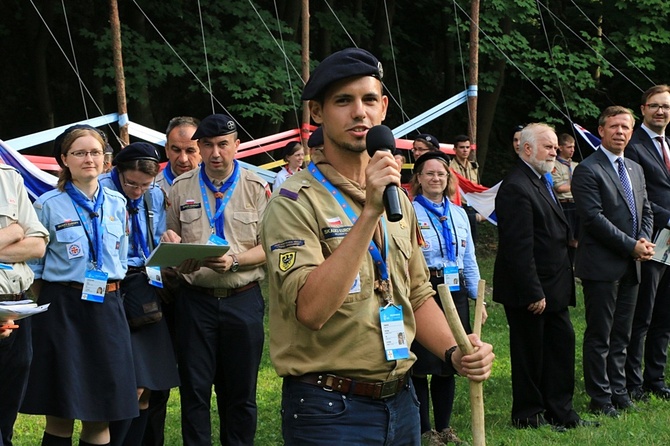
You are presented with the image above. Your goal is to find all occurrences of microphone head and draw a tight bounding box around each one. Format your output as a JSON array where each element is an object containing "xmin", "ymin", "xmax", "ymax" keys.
[{"xmin": 366, "ymin": 125, "xmax": 396, "ymax": 157}]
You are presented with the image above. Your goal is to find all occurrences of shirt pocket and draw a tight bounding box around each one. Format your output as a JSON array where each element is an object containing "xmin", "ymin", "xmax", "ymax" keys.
[
  {"xmin": 105, "ymin": 220, "xmax": 124, "ymax": 241},
  {"xmin": 0, "ymin": 203, "xmax": 18, "ymax": 227},
  {"xmin": 55, "ymin": 224, "xmax": 87, "ymax": 244},
  {"xmin": 391, "ymin": 234, "xmax": 413, "ymax": 299},
  {"xmin": 232, "ymin": 211, "xmax": 259, "ymax": 244},
  {"xmin": 179, "ymin": 208, "xmax": 205, "ymax": 242}
]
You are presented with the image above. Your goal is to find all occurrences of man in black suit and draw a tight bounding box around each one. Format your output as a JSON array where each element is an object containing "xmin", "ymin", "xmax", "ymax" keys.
[
  {"xmin": 493, "ymin": 123, "xmax": 588, "ymax": 429},
  {"xmin": 624, "ymin": 84, "xmax": 670, "ymax": 401},
  {"xmin": 572, "ymin": 106, "xmax": 655, "ymax": 418}
]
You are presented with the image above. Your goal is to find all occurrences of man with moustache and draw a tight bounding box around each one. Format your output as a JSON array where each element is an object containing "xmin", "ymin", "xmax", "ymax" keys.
[
  {"xmin": 162, "ymin": 114, "xmax": 269, "ymax": 445},
  {"xmin": 572, "ymin": 106, "xmax": 654, "ymax": 418},
  {"xmin": 493, "ymin": 123, "xmax": 589, "ymax": 430},
  {"xmin": 625, "ymin": 85, "xmax": 670, "ymax": 402},
  {"xmin": 260, "ymin": 48, "xmax": 494, "ymax": 445},
  {"xmin": 156, "ymin": 116, "xmax": 201, "ymax": 195}
]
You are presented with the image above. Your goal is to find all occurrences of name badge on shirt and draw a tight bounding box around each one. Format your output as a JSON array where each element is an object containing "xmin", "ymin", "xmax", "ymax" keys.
[
  {"xmin": 81, "ymin": 269, "xmax": 108, "ymax": 303},
  {"xmin": 380, "ymin": 305, "xmax": 410, "ymax": 361},
  {"xmin": 146, "ymin": 266, "xmax": 164, "ymax": 288},
  {"xmin": 444, "ymin": 265, "xmax": 460, "ymax": 292},
  {"xmin": 207, "ymin": 234, "xmax": 228, "ymax": 246}
]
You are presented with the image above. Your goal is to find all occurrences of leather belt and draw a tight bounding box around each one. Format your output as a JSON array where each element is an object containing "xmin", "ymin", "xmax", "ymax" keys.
[
  {"xmin": 559, "ymin": 198, "xmax": 574, "ymax": 203},
  {"xmin": 186, "ymin": 281, "xmax": 259, "ymax": 299},
  {"xmin": 60, "ymin": 281, "xmax": 121, "ymax": 293},
  {"xmin": 0, "ymin": 292, "xmax": 26, "ymax": 302},
  {"xmin": 291, "ymin": 373, "xmax": 409, "ymax": 400}
]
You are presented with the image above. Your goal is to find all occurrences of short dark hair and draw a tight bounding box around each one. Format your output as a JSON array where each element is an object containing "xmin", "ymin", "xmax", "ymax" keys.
[
  {"xmin": 454, "ymin": 134, "xmax": 470, "ymax": 144},
  {"xmin": 641, "ymin": 85, "xmax": 670, "ymax": 106},
  {"xmin": 558, "ymin": 133, "xmax": 575, "ymax": 146},
  {"xmin": 166, "ymin": 116, "xmax": 200, "ymax": 137}
]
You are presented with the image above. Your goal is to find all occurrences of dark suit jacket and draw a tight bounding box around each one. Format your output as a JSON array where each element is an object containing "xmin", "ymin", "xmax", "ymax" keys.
[
  {"xmin": 572, "ymin": 147, "xmax": 653, "ymax": 282},
  {"xmin": 493, "ymin": 159, "xmax": 575, "ymax": 312},
  {"xmin": 625, "ymin": 127, "xmax": 670, "ymax": 232}
]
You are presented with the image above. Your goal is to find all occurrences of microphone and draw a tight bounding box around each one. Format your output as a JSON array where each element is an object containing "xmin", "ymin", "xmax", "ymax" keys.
[{"xmin": 366, "ymin": 125, "xmax": 403, "ymax": 222}]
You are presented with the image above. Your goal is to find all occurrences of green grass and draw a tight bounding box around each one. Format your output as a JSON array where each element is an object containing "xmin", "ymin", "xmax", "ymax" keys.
[{"xmin": 13, "ymin": 223, "xmax": 670, "ymax": 444}]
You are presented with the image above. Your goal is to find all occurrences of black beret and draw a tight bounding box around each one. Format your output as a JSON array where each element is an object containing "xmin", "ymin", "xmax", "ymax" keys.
[
  {"xmin": 307, "ymin": 127, "xmax": 324, "ymax": 148},
  {"xmin": 112, "ymin": 142, "xmax": 160, "ymax": 166},
  {"xmin": 414, "ymin": 133, "xmax": 440, "ymax": 151},
  {"xmin": 282, "ymin": 141, "xmax": 303, "ymax": 159},
  {"xmin": 301, "ymin": 48, "xmax": 383, "ymax": 101},
  {"xmin": 191, "ymin": 114, "xmax": 237, "ymax": 140},
  {"xmin": 414, "ymin": 151, "xmax": 450, "ymax": 172},
  {"xmin": 53, "ymin": 124, "xmax": 107, "ymax": 168}
]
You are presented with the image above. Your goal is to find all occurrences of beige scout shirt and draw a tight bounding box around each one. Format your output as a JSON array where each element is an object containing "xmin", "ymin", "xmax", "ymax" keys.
[
  {"xmin": 155, "ymin": 170, "xmax": 171, "ymax": 196},
  {"xmin": 551, "ymin": 157, "xmax": 578, "ymax": 201},
  {"xmin": 167, "ymin": 165, "xmax": 268, "ymax": 289},
  {"xmin": 449, "ymin": 158, "xmax": 479, "ymax": 184},
  {"xmin": 262, "ymin": 162, "xmax": 434, "ymax": 382},
  {"xmin": 0, "ymin": 165, "xmax": 48, "ymax": 294}
]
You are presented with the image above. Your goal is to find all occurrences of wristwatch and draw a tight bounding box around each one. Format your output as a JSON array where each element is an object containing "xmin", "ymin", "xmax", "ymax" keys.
[
  {"xmin": 444, "ymin": 345, "xmax": 459, "ymax": 376},
  {"xmin": 230, "ymin": 254, "xmax": 240, "ymax": 272}
]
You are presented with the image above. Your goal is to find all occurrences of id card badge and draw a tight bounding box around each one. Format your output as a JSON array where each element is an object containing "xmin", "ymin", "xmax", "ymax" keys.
[
  {"xmin": 146, "ymin": 266, "xmax": 164, "ymax": 288},
  {"xmin": 444, "ymin": 265, "xmax": 460, "ymax": 292},
  {"xmin": 81, "ymin": 269, "xmax": 109, "ymax": 303},
  {"xmin": 380, "ymin": 305, "xmax": 410, "ymax": 361},
  {"xmin": 207, "ymin": 234, "xmax": 228, "ymax": 246}
]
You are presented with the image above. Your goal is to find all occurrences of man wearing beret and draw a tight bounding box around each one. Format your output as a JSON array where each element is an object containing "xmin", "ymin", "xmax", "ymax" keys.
[
  {"xmin": 260, "ymin": 47, "xmax": 494, "ymax": 444},
  {"xmin": 162, "ymin": 114, "xmax": 269, "ymax": 445}
]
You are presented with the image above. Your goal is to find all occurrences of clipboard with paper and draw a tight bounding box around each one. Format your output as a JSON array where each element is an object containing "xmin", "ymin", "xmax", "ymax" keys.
[{"xmin": 145, "ymin": 242, "xmax": 230, "ymax": 268}]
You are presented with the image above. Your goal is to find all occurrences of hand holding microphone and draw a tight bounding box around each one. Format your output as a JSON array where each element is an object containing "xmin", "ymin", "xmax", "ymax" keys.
[{"xmin": 366, "ymin": 125, "xmax": 403, "ymax": 222}]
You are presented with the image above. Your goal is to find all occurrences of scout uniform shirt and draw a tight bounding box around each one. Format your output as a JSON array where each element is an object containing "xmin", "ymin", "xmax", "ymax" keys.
[
  {"xmin": 449, "ymin": 158, "xmax": 479, "ymax": 184},
  {"xmin": 0, "ymin": 165, "xmax": 48, "ymax": 294},
  {"xmin": 262, "ymin": 151, "xmax": 434, "ymax": 382},
  {"xmin": 166, "ymin": 165, "xmax": 269, "ymax": 290},
  {"xmin": 551, "ymin": 156, "xmax": 578, "ymax": 201}
]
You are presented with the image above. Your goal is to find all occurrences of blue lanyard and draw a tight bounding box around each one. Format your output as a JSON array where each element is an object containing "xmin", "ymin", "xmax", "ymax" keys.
[
  {"xmin": 64, "ymin": 181, "xmax": 105, "ymax": 269},
  {"xmin": 414, "ymin": 195, "xmax": 456, "ymax": 262},
  {"xmin": 111, "ymin": 169, "xmax": 150, "ymax": 259},
  {"xmin": 199, "ymin": 161, "xmax": 240, "ymax": 239},
  {"xmin": 162, "ymin": 162, "xmax": 176, "ymax": 186},
  {"xmin": 308, "ymin": 162, "xmax": 390, "ymax": 282}
]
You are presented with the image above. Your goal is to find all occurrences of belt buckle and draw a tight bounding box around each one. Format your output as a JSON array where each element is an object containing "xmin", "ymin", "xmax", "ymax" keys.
[
  {"xmin": 320, "ymin": 374, "xmax": 343, "ymax": 392},
  {"xmin": 212, "ymin": 288, "xmax": 229, "ymax": 298},
  {"xmin": 434, "ymin": 269, "xmax": 443, "ymax": 278},
  {"xmin": 378, "ymin": 379, "xmax": 399, "ymax": 399}
]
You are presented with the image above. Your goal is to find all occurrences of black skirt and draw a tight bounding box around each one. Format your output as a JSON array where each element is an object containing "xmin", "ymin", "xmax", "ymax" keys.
[
  {"xmin": 21, "ymin": 282, "xmax": 138, "ymax": 421},
  {"xmin": 128, "ymin": 316, "xmax": 180, "ymax": 391}
]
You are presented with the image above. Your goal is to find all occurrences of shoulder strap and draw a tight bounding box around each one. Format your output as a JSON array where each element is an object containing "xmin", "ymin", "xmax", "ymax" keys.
[{"xmin": 143, "ymin": 189, "xmax": 155, "ymax": 251}]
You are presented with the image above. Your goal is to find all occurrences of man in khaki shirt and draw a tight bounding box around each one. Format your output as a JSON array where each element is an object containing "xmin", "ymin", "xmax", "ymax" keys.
[
  {"xmin": 0, "ymin": 164, "xmax": 48, "ymax": 446},
  {"xmin": 552, "ymin": 133, "xmax": 580, "ymax": 261},
  {"xmin": 163, "ymin": 114, "xmax": 269, "ymax": 445},
  {"xmin": 261, "ymin": 48, "xmax": 494, "ymax": 445},
  {"xmin": 156, "ymin": 116, "xmax": 201, "ymax": 195}
]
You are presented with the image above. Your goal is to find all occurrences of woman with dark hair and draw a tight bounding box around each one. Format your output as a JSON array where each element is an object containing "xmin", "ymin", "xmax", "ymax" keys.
[
  {"xmin": 99, "ymin": 142, "xmax": 179, "ymax": 446},
  {"xmin": 22, "ymin": 125, "xmax": 136, "ymax": 446},
  {"xmin": 273, "ymin": 141, "xmax": 305, "ymax": 189},
  {"xmin": 409, "ymin": 151, "xmax": 487, "ymax": 445}
]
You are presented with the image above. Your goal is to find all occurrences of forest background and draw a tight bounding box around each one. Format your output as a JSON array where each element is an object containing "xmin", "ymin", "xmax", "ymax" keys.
[{"xmin": 1, "ymin": 0, "xmax": 669, "ymax": 185}]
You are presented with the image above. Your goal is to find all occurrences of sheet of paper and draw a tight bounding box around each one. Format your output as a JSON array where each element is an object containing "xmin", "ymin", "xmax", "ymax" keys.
[
  {"xmin": 0, "ymin": 302, "xmax": 50, "ymax": 321},
  {"xmin": 145, "ymin": 242, "xmax": 230, "ymax": 268}
]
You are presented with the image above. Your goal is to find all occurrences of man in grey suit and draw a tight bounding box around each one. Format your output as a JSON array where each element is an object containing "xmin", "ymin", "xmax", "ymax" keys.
[
  {"xmin": 572, "ymin": 106, "xmax": 655, "ymax": 418},
  {"xmin": 624, "ymin": 85, "xmax": 670, "ymax": 402}
]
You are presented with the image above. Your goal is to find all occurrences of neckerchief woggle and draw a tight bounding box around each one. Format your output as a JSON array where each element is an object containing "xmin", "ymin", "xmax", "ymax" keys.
[
  {"xmin": 111, "ymin": 169, "xmax": 150, "ymax": 259},
  {"xmin": 65, "ymin": 181, "xmax": 105, "ymax": 270},
  {"xmin": 162, "ymin": 161, "xmax": 176, "ymax": 186},
  {"xmin": 199, "ymin": 161, "xmax": 240, "ymax": 239},
  {"xmin": 413, "ymin": 195, "xmax": 456, "ymax": 262},
  {"xmin": 308, "ymin": 162, "xmax": 391, "ymax": 302}
]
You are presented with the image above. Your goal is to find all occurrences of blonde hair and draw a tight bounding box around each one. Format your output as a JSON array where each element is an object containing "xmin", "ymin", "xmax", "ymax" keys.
[{"xmin": 56, "ymin": 128, "xmax": 105, "ymax": 191}]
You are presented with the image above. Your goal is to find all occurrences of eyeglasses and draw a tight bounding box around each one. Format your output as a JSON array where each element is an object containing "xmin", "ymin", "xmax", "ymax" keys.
[
  {"xmin": 646, "ymin": 103, "xmax": 670, "ymax": 113},
  {"xmin": 68, "ymin": 150, "xmax": 104, "ymax": 158},
  {"xmin": 420, "ymin": 171, "xmax": 449, "ymax": 179},
  {"xmin": 121, "ymin": 173, "xmax": 152, "ymax": 192}
]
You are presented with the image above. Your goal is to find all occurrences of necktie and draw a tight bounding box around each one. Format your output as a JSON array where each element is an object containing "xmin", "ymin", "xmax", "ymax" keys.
[
  {"xmin": 655, "ymin": 136, "xmax": 670, "ymax": 172},
  {"xmin": 541, "ymin": 175, "xmax": 557, "ymax": 204},
  {"xmin": 616, "ymin": 158, "xmax": 638, "ymax": 238}
]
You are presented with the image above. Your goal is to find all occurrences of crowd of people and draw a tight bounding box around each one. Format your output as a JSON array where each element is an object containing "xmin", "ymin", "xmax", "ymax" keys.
[{"xmin": 1, "ymin": 47, "xmax": 669, "ymax": 446}]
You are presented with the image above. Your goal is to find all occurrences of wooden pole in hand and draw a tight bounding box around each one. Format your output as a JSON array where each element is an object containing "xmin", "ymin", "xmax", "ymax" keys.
[{"xmin": 438, "ymin": 283, "xmax": 486, "ymax": 446}]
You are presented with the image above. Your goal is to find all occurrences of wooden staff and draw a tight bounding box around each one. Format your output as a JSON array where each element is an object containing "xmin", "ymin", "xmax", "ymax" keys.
[{"xmin": 438, "ymin": 282, "xmax": 486, "ymax": 446}]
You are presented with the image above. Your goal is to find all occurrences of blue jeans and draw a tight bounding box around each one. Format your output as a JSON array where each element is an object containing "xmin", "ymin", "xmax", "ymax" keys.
[{"xmin": 281, "ymin": 378, "xmax": 421, "ymax": 445}]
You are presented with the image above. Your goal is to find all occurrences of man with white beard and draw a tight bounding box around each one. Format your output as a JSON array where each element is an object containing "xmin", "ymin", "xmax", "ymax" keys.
[{"xmin": 493, "ymin": 123, "xmax": 594, "ymax": 430}]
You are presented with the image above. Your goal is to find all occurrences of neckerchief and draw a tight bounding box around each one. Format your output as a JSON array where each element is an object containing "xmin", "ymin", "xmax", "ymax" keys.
[
  {"xmin": 162, "ymin": 162, "xmax": 176, "ymax": 186},
  {"xmin": 111, "ymin": 169, "xmax": 150, "ymax": 258},
  {"xmin": 413, "ymin": 194, "xmax": 456, "ymax": 262},
  {"xmin": 199, "ymin": 161, "xmax": 240, "ymax": 239},
  {"xmin": 557, "ymin": 156, "xmax": 572, "ymax": 181},
  {"xmin": 64, "ymin": 181, "xmax": 105, "ymax": 269}
]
